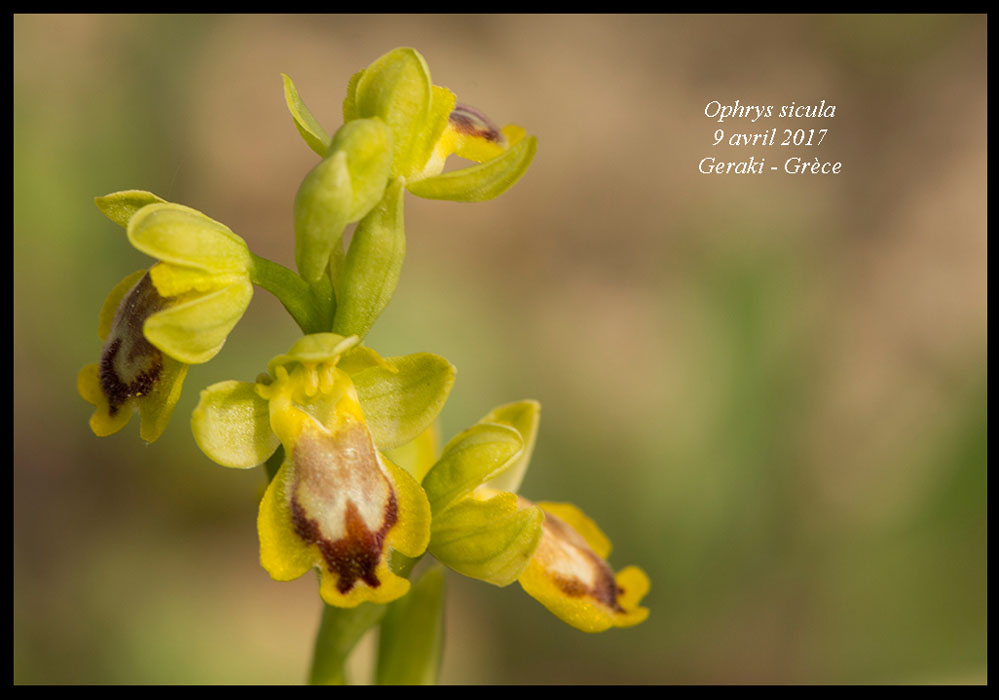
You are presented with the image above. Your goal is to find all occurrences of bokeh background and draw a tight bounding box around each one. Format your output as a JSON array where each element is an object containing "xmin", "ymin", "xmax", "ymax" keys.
[{"xmin": 14, "ymin": 14, "xmax": 986, "ymax": 684}]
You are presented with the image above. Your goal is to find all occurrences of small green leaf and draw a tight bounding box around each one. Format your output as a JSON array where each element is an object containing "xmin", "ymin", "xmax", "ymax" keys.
[
  {"xmin": 191, "ymin": 380, "xmax": 279, "ymax": 468},
  {"xmin": 375, "ymin": 565, "xmax": 446, "ymax": 685},
  {"xmin": 282, "ymin": 73, "xmax": 330, "ymax": 157},
  {"xmin": 430, "ymin": 491, "xmax": 544, "ymax": 586},
  {"xmin": 422, "ymin": 423, "xmax": 523, "ymax": 515},
  {"xmin": 331, "ymin": 178, "xmax": 406, "ymax": 339},
  {"xmin": 95, "ymin": 190, "xmax": 167, "ymax": 228},
  {"xmin": 406, "ymin": 135, "xmax": 537, "ymax": 202},
  {"xmin": 353, "ymin": 352, "xmax": 455, "ymax": 450}
]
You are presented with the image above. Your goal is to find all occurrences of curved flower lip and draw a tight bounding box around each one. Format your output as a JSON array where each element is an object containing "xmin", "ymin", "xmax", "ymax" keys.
[
  {"xmin": 517, "ymin": 498, "xmax": 650, "ymax": 633},
  {"xmin": 405, "ymin": 98, "xmax": 536, "ymax": 196},
  {"xmin": 78, "ymin": 270, "xmax": 189, "ymax": 443}
]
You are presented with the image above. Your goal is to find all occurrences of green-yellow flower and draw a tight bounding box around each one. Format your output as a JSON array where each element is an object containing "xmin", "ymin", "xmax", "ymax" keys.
[
  {"xmin": 342, "ymin": 47, "xmax": 537, "ymax": 198},
  {"xmin": 192, "ymin": 333, "xmax": 455, "ymax": 607},
  {"xmin": 286, "ymin": 47, "xmax": 537, "ymax": 285},
  {"xmin": 422, "ymin": 401, "xmax": 651, "ymax": 633},
  {"xmin": 78, "ymin": 191, "xmax": 254, "ymax": 442}
]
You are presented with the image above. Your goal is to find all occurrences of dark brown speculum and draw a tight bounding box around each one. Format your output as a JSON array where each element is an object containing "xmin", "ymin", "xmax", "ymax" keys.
[
  {"xmin": 289, "ymin": 420, "xmax": 399, "ymax": 594},
  {"xmin": 98, "ymin": 273, "xmax": 170, "ymax": 414}
]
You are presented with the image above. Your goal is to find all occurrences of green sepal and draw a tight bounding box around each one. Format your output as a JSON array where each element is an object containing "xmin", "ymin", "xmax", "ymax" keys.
[
  {"xmin": 282, "ymin": 73, "xmax": 330, "ymax": 157},
  {"xmin": 294, "ymin": 119, "xmax": 394, "ymax": 283},
  {"xmin": 354, "ymin": 47, "xmax": 432, "ymax": 178},
  {"xmin": 266, "ymin": 332, "xmax": 359, "ymax": 377},
  {"xmin": 430, "ymin": 491, "xmax": 544, "ymax": 586},
  {"xmin": 342, "ymin": 70, "xmax": 364, "ymax": 123},
  {"xmin": 406, "ymin": 135, "xmax": 537, "ymax": 202},
  {"xmin": 384, "ymin": 423, "xmax": 440, "ymax": 484},
  {"xmin": 375, "ymin": 564, "xmax": 446, "ymax": 685},
  {"xmin": 331, "ymin": 178, "xmax": 405, "ymax": 340},
  {"xmin": 127, "ymin": 203, "xmax": 251, "ymax": 275},
  {"xmin": 422, "ymin": 423, "xmax": 523, "ymax": 515},
  {"xmin": 294, "ymin": 151, "xmax": 351, "ymax": 283},
  {"xmin": 95, "ymin": 190, "xmax": 167, "ymax": 228},
  {"xmin": 143, "ymin": 280, "xmax": 253, "ymax": 364},
  {"xmin": 481, "ymin": 400, "xmax": 540, "ymax": 493},
  {"xmin": 352, "ymin": 352, "xmax": 456, "ymax": 450},
  {"xmin": 191, "ymin": 380, "xmax": 279, "ymax": 468},
  {"xmin": 326, "ymin": 118, "xmax": 394, "ymax": 221}
]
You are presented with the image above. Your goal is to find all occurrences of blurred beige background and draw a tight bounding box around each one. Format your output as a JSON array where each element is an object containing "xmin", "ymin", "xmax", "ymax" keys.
[{"xmin": 14, "ymin": 14, "xmax": 986, "ymax": 684}]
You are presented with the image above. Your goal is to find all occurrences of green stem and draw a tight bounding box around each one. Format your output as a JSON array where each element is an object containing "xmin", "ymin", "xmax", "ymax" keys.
[
  {"xmin": 308, "ymin": 554, "xmax": 421, "ymax": 685},
  {"xmin": 249, "ymin": 253, "xmax": 331, "ymax": 334},
  {"xmin": 309, "ymin": 603, "xmax": 389, "ymax": 685}
]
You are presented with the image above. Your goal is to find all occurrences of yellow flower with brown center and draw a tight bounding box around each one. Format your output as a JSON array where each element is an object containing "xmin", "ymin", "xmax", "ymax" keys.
[
  {"xmin": 78, "ymin": 191, "xmax": 254, "ymax": 442},
  {"xmin": 257, "ymin": 360, "xmax": 431, "ymax": 606},
  {"xmin": 192, "ymin": 333, "xmax": 455, "ymax": 607},
  {"xmin": 422, "ymin": 401, "xmax": 650, "ymax": 632}
]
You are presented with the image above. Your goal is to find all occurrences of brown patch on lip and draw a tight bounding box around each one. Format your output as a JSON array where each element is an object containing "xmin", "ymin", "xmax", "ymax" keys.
[
  {"xmin": 449, "ymin": 104, "xmax": 505, "ymax": 144},
  {"xmin": 290, "ymin": 421, "xmax": 399, "ymax": 594},
  {"xmin": 543, "ymin": 511, "xmax": 626, "ymax": 613},
  {"xmin": 292, "ymin": 495, "xmax": 398, "ymax": 594},
  {"xmin": 98, "ymin": 273, "xmax": 168, "ymax": 413}
]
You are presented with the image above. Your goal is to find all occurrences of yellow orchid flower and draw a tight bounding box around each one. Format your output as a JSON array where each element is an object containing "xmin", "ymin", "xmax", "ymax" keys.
[
  {"xmin": 193, "ymin": 333, "xmax": 455, "ymax": 607},
  {"xmin": 422, "ymin": 401, "xmax": 650, "ymax": 633},
  {"xmin": 258, "ymin": 361, "xmax": 430, "ymax": 606},
  {"xmin": 78, "ymin": 192, "xmax": 254, "ymax": 442},
  {"xmin": 285, "ymin": 47, "xmax": 537, "ymax": 286}
]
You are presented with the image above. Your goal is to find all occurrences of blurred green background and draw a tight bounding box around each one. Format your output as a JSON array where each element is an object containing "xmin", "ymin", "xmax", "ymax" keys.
[{"xmin": 13, "ymin": 14, "xmax": 986, "ymax": 684}]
